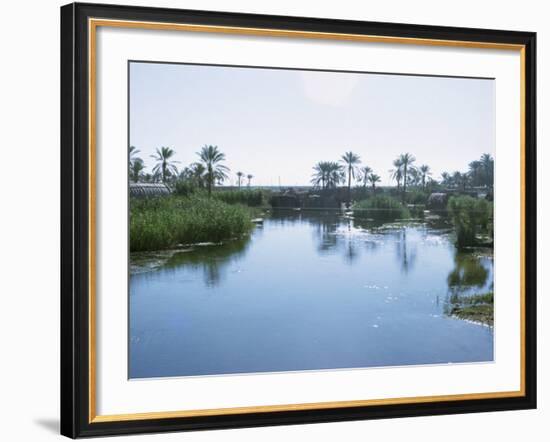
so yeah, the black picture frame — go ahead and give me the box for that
[61,2,537,438]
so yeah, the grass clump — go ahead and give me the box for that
[172,182,267,207]
[447,196,492,248]
[130,196,253,252]
[352,195,410,221]
[449,292,494,326]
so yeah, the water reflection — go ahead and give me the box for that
[394,228,417,274]
[132,211,485,291]
[304,210,417,271]
[162,236,251,287]
[443,251,493,320]
[308,212,366,264]
[312,212,340,255]
[447,252,490,296]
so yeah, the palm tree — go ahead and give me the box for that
[313,161,344,189]
[129,146,142,177]
[390,158,403,190]
[360,166,372,188]
[480,153,494,188]
[190,162,206,188]
[419,164,431,190]
[151,146,179,183]
[197,145,229,196]
[236,171,244,189]
[407,168,419,187]
[340,151,361,203]
[130,158,145,183]
[178,166,192,181]
[129,145,140,164]
[311,161,330,189]
[152,169,162,183]
[441,172,451,187]
[326,162,344,189]
[399,153,416,199]
[368,173,381,191]
[247,174,253,187]
[426,177,436,192]
[468,160,483,187]
[452,171,469,191]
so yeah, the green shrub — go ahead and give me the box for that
[130,196,253,252]
[352,195,410,221]
[447,196,492,248]
[404,189,429,205]
[173,179,198,197]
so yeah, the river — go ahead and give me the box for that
[129,210,494,378]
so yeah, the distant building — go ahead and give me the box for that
[129,183,171,197]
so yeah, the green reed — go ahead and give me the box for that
[130,196,254,252]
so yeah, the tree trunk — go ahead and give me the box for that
[347,166,352,203]
[402,165,408,200]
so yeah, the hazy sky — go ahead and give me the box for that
[129,62,495,186]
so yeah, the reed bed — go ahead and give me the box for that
[130,196,253,252]
[352,195,411,220]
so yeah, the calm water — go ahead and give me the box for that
[129,211,494,378]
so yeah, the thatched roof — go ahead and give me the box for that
[129,183,171,197]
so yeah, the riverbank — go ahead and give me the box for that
[448,292,494,327]
[130,196,254,252]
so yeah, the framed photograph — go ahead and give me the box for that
[60,2,536,438]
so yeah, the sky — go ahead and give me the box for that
[129,61,495,187]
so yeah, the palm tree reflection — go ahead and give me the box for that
[394,228,417,274]
[343,219,360,265]
[312,212,340,254]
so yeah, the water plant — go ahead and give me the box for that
[213,190,267,207]
[352,195,410,221]
[173,184,267,207]
[447,292,494,326]
[130,196,254,252]
[447,195,492,248]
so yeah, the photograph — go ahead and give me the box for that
[56,2,537,438]
[128,61,496,379]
